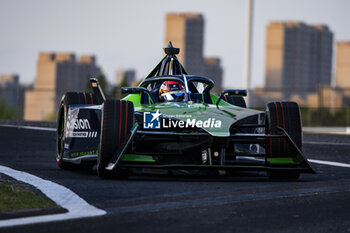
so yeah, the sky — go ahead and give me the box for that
[0,0,350,89]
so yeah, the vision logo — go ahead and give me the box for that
[143,110,162,129]
[65,108,97,138]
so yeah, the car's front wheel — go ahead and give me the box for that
[266,101,302,180]
[97,100,134,179]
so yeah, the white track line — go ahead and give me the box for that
[308,159,350,168]
[304,141,350,146]
[304,127,350,135]
[0,165,106,227]
[0,124,56,132]
[224,156,350,169]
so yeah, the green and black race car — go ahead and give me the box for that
[56,42,315,179]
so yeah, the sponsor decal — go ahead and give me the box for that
[64,143,69,149]
[68,131,98,138]
[67,118,91,132]
[143,110,161,129]
[71,149,98,158]
[143,111,222,129]
[163,118,221,128]
[74,119,91,130]
[66,108,97,138]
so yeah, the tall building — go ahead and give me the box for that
[165,13,223,89]
[265,22,333,98]
[336,41,350,88]
[203,58,223,93]
[116,69,136,87]
[165,13,204,75]
[0,74,20,107]
[335,41,350,106]
[24,53,101,120]
[0,74,26,120]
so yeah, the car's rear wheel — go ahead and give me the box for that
[266,101,302,180]
[223,95,246,108]
[56,92,98,169]
[97,100,134,179]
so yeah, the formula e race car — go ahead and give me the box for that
[56,42,315,179]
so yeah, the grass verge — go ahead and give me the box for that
[0,180,56,212]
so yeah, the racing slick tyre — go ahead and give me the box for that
[223,95,247,108]
[97,100,134,179]
[266,101,302,180]
[57,92,98,170]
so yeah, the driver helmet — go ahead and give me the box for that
[159,81,185,102]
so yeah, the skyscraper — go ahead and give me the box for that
[203,58,223,93]
[165,13,223,89]
[265,22,333,98]
[116,69,136,87]
[24,53,101,120]
[165,13,204,76]
[336,41,350,88]
[0,74,20,107]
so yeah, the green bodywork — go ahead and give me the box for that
[123,94,262,137]
[121,91,315,174]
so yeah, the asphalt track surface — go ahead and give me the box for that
[0,126,350,233]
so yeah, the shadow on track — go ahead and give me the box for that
[59,164,313,183]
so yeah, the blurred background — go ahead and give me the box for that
[0,0,350,127]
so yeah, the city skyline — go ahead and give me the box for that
[265,21,333,96]
[1,0,350,90]
[24,53,100,120]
